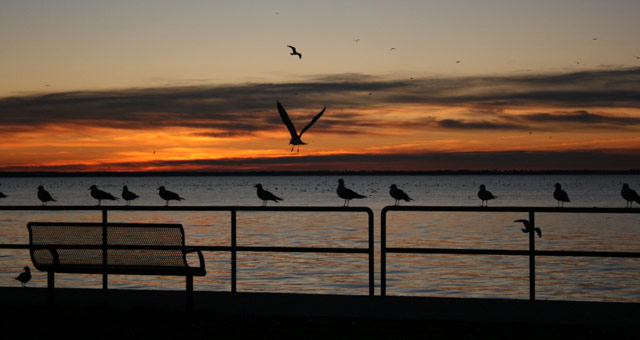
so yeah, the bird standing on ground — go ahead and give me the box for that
[122,185,139,206]
[254,184,283,206]
[158,186,184,206]
[37,185,56,206]
[89,185,117,206]
[477,185,496,207]
[514,219,542,238]
[15,266,31,287]
[337,179,366,207]
[621,184,640,208]
[277,101,326,152]
[553,183,570,207]
[389,184,413,206]
[287,45,302,59]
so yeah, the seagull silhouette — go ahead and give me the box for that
[254,184,283,206]
[389,184,413,206]
[15,266,31,287]
[337,179,366,207]
[89,185,117,206]
[277,101,326,152]
[0,191,6,199]
[37,185,56,206]
[477,184,497,207]
[158,186,184,206]
[553,183,570,207]
[514,219,542,238]
[621,183,640,208]
[122,185,139,206]
[287,45,302,59]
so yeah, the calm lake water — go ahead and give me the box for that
[0,174,638,302]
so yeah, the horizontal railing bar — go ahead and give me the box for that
[386,247,640,258]
[1,244,368,254]
[382,206,640,213]
[0,205,373,212]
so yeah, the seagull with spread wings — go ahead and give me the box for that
[287,45,302,59]
[277,101,326,152]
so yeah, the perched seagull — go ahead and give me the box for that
[287,45,302,59]
[337,179,366,207]
[553,183,570,207]
[514,219,542,238]
[122,185,139,206]
[389,184,413,206]
[477,184,497,207]
[37,185,56,206]
[254,184,283,206]
[621,183,640,208]
[15,266,31,287]
[89,185,117,206]
[0,191,6,199]
[277,101,326,152]
[158,186,184,206]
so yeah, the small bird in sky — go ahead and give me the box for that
[37,185,56,206]
[15,266,31,287]
[635,56,640,60]
[353,38,360,43]
[337,179,366,207]
[389,184,413,206]
[621,183,640,208]
[254,184,283,206]
[287,45,302,59]
[456,60,461,63]
[478,184,497,207]
[122,185,139,206]
[389,47,396,51]
[553,183,570,207]
[89,185,117,206]
[158,186,184,206]
[277,101,326,152]
[514,219,542,238]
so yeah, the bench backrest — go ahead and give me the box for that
[27,222,187,270]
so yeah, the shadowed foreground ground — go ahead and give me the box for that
[1,288,638,339]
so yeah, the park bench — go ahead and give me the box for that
[26,222,206,310]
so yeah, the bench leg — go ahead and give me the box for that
[47,271,55,305]
[186,275,193,312]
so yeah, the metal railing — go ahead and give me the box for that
[380,206,640,299]
[0,205,375,296]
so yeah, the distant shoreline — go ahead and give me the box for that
[1,170,639,177]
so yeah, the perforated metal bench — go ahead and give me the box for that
[27,222,206,310]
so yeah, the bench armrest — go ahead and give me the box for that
[184,247,205,270]
[31,246,60,266]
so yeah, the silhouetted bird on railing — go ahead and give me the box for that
[515,219,541,238]
[37,185,56,206]
[389,184,413,206]
[621,184,640,208]
[277,101,326,152]
[89,185,117,206]
[0,184,6,199]
[15,266,31,287]
[158,186,184,206]
[122,185,139,206]
[254,184,283,206]
[337,179,366,207]
[477,184,496,207]
[553,183,570,207]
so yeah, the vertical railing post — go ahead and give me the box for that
[367,209,374,296]
[529,211,535,301]
[231,209,237,293]
[381,208,387,297]
[102,209,108,290]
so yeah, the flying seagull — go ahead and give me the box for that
[15,266,31,287]
[122,185,139,206]
[353,38,360,43]
[158,186,184,206]
[553,183,570,207]
[287,45,302,59]
[514,219,542,238]
[621,183,640,208]
[277,101,326,152]
[89,185,117,206]
[37,185,56,206]
[337,179,366,207]
[254,184,283,206]
[478,184,497,207]
[389,184,413,206]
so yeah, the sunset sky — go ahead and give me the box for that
[1,0,640,172]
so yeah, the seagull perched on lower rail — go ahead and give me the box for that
[553,183,570,207]
[389,184,413,206]
[337,179,366,207]
[277,101,326,152]
[15,266,31,287]
[37,185,56,206]
[477,185,496,207]
[621,183,640,208]
[122,185,139,206]
[254,184,283,206]
[514,219,541,238]
[158,186,184,206]
[89,185,117,206]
